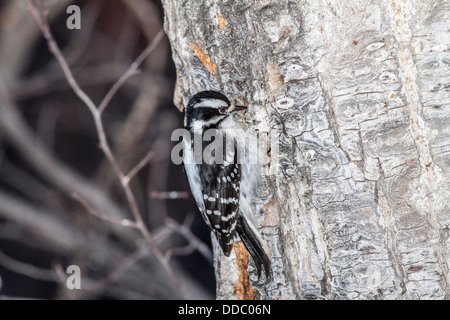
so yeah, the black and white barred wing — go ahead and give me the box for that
[199,154,241,257]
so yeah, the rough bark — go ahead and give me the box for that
[162,0,450,300]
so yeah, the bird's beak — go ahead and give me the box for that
[227,104,247,113]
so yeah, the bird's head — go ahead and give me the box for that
[185,91,246,133]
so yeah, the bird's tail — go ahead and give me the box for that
[235,215,272,282]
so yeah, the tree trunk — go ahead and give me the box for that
[162,0,450,300]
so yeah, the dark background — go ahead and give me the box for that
[0,0,214,299]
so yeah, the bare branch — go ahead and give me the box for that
[52,262,68,284]
[27,0,98,115]
[0,249,60,282]
[98,29,165,114]
[165,217,213,263]
[123,151,154,185]
[85,244,149,294]
[27,0,189,298]
[165,243,196,261]
[71,193,138,228]
[150,191,189,199]
[0,188,81,253]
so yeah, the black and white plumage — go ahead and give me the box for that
[182,90,272,280]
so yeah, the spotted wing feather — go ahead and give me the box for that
[198,144,241,256]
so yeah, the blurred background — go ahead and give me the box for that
[0,0,215,299]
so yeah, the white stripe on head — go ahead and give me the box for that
[194,99,228,109]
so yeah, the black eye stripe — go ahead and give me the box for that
[197,107,227,115]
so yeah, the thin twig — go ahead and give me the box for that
[123,151,154,185]
[165,217,213,263]
[150,191,189,199]
[71,193,138,228]
[52,262,68,284]
[0,249,60,282]
[27,0,98,115]
[165,243,196,261]
[98,29,165,114]
[85,244,149,294]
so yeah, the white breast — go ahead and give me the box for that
[183,139,204,211]
[219,118,266,223]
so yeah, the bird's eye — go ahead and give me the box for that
[218,107,227,114]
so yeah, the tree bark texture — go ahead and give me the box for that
[162,0,450,299]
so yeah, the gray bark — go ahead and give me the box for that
[162,0,450,300]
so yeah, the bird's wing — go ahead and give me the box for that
[198,143,241,256]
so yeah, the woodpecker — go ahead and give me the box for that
[182,90,271,280]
